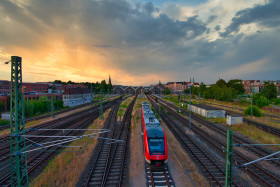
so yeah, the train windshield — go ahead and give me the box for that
[148,138,165,155]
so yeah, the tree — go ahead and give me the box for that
[255,95,269,108]
[108,83,113,93]
[164,87,171,95]
[216,79,227,87]
[227,79,245,94]
[98,80,107,92]
[199,82,207,96]
[67,80,75,85]
[261,82,277,100]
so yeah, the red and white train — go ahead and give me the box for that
[141,102,168,169]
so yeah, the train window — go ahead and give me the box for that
[148,138,165,155]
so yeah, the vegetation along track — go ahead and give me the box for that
[0,95,116,132]
[159,95,280,167]
[150,95,280,186]
[82,95,136,186]
[190,100,280,137]
[200,101,280,119]
[0,97,121,163]
[147,95,239,186]
[0,97,120,186]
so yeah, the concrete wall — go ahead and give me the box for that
[188,105,225,118]
[1,112,10,121]
[226,115,243,125]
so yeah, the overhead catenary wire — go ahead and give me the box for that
[19,130,110,138]
[236,150,280,168]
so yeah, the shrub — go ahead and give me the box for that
[244,106,262,117]
[271,98,280,105]
[0,119,9,126]
[255,95,269,108]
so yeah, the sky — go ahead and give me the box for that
[0,0,279,86]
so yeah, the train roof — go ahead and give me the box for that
[143,115,160,126]
[146,126,164,138]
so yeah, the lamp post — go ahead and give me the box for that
[51,88,55,118]
[189,78,192,132]
[158,83,161,120]
[251,88,254,116]
[183,82,185,108]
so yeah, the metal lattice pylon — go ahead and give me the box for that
[10,56,29,186]
[225,129,233,187]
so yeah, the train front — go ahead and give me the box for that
[145,126,168,170]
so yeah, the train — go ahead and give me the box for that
[141,101,168,169]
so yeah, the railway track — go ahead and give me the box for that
[0,97,120,164]
[200,101,280,119]
[147,95,237,186]
[0,95,118,132]
[82,95,136,186]
[181,99,280,137]
[0,98,120,186]
[150,95,280,186]
[146,164,174,187]
[157,95,280,167]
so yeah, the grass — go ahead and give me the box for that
[118,96,133,118]
[231,123,280,151]
[213,118,226,123]
[0,119,9,126]
[30,109,111,187]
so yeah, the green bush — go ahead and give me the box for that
[255,95,269,108]
[0,119,9,126]
[271,98,280,105]
[54,100,64,110]
[244,106,262,117]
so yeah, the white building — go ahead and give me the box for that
[63,87,91,107]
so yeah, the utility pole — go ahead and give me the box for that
[91,83,93,107]
[189,77,192,132]
[10,56,29,186]
[159,85,161,120]
[183,81,185,108]
[225,129,233,187]
[250,88,254,116]
[51,88,55,118]
[99,89,103,119]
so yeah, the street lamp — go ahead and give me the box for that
[189,78,193,132]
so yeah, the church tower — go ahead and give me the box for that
[109,74,112,85]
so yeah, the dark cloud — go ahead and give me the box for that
[0,0,279,84]
[207,15,217,23]
[214,25,220,31]
[220,0,280,37]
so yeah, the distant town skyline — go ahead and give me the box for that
[0,0,279,86]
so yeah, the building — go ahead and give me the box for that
[165,81,199,93]
[242,80,280,94]
[109,74,112,85]
[0,80,10,96]
[0,80,50,96]
[63,87,91,107]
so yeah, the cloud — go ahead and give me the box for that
[220,0,280,37]
[0,0,279,86]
